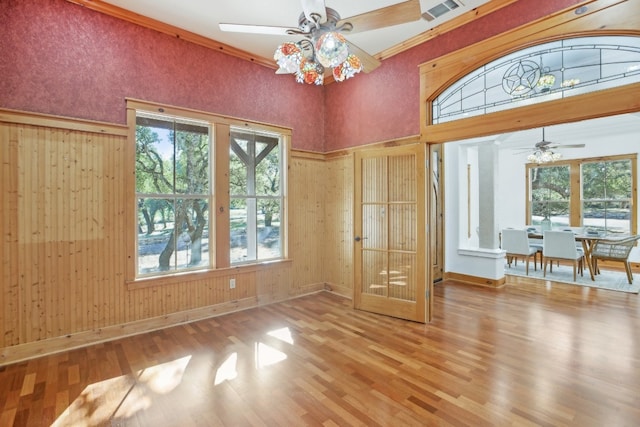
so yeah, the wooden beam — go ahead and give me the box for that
[424,82,640,143]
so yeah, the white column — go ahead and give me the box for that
[477,144,500,250]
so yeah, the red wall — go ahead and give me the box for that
[0,0,326,151]
[323,0,582,151]
[0,0,583,153]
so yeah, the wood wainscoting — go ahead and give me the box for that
[0,109,329,366]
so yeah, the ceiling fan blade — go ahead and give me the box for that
[219,23,297,36]
[338,0,422,34]
[301,0,327,23]
[548,144,586,149]
[347,40,381,73]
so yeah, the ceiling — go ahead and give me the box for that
[99,0,492,67]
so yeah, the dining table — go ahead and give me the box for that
[527,230,633,281]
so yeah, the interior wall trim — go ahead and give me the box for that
[325,134,422,159]
[126,98,293,137]
[63,0,275,69]
[424,82,640,143]
[291,149,326,161]
[292,134,422,159]
[443,272,506,288]
[0,296,259,367]
[378,0,520,60]
[0,108,128,136]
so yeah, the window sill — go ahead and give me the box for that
[126,259,293,291]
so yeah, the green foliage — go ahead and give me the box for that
[530,165,570,216]
[529,159,633,230]
[582,160,631,199]
[175,130,209,195]
[135,126,172,194]
[135,118,211,273]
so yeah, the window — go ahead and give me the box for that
[529,164,571,227]
[132,102,288,279]
[582,159,633,233]
[527,155,637,234]
[433,36,640,124]
[230,128,283,264]
[136,112,211,276]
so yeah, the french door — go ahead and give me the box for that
[430,144,443,283]
[354,143,429,322]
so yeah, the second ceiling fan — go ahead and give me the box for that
[219,0,422,84]
[515,128,586,164]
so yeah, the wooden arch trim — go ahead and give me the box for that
[419,0,640,143]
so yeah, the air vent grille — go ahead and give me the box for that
[421,0,461,22]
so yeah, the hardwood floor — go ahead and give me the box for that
[1,280,639,426]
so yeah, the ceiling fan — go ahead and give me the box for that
[515,128,586,163]
[219,0,422,84]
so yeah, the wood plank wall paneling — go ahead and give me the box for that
[256,261,294,305]
[289,156,327,296]
[1,122,126,346]
[322,156,354,298]
[1,111,338,365]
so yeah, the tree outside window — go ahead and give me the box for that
[528,155,635,234]
[529,165,570,228]
[582,160,632,233]
[135,113,211,275]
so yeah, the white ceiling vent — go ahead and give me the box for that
[421,0,461,22]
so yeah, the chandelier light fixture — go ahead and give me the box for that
[272,8,364,85]
[527,149,562,164]
[521,127,584,164]
[221,1,425,86]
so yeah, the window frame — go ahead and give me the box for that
[432,35,640,124]
[125,99,290,286]
[525,153,637,234]
[135,112,213,277]
[229,127,284,265]
[527,163,571,228]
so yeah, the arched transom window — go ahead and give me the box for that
[432,36,640,124]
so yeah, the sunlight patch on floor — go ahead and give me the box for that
[214,352,238,385]
[52,355,191,426]
[255,342,287,369]
[267,327,294,345]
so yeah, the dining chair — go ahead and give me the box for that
[501,229,539,275]
[543,231,585,281]
[591,235,640,284]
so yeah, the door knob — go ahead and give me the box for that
[354,236,368,242]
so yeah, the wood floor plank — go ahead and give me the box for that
[1,280,640,426]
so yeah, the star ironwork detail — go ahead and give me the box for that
[502,60,541,96]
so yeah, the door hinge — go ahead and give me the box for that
[425,289,430,299]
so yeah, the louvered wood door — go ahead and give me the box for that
[354,143,428,323]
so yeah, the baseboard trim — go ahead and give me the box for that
[444,272,506,288]
[0,296,259,367]
[324,282,353,299]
